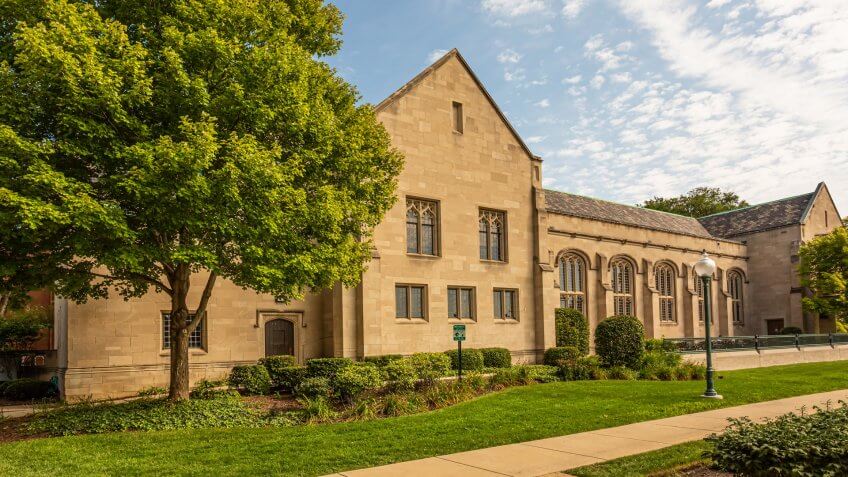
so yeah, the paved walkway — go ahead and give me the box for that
[323,389,848,477]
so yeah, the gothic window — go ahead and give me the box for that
[406,198,439,256]
[559,253,586,314]
[728,271,744,324]
[162,312,204,350]
[479,209,506,261]
[655,264,676,323]
[610,258,634,316]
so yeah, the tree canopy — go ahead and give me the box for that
[0,0,402,399]
[639,187,749,218]
[799,227,848,325]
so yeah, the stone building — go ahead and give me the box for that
[43,50,842,398]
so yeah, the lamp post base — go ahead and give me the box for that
[701,393,723,400]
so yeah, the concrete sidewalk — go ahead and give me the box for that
[324,389,848,477]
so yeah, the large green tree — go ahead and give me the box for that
[0,0,402,399]
[640,187,749,218]
[799,228,848,326]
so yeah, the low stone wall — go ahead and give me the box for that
[681,344,848,371]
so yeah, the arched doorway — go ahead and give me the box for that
[265,318,295,357]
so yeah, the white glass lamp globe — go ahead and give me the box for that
[694,252,717,278]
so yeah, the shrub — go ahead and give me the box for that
[480,347,512,368]
[333,363,383,403]
[559,355,602,381]
[641,349,682,370]
[380,393,426,417]
[275,366,307,392]
[258,355,297,387]
[297,396,337,423]
[384,359,418,393]
[2,378,55,400]
[445,348,484,372]
[673,366,690,381]
[644,338,677,352]
[708,404,848,476]
[595,316,645,369]
[489,366,533,389]
[228,365,272,395]
[780,326,803,335]
[523,364,559,383]
[294,377,331,399]
[682,362,706,380]
[189,379,232,400]
[305,357,354,380]
[363,355,403,367]
[554,308,589,355]
[407,352,451,385]
[606,366,637,380]
[137,386,166,397]
[543,346,581,366]
[654,365,676,381]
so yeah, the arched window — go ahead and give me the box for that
[479,209,506,261]
[559,253,586,314]
[406,198,439,255]
[610,258,634,316]
[694,275,712,323]
[728,271,744,324]
[655,264,675,323]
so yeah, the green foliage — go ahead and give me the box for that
[407,353,451,385]
[640,187,749,218]
[559,356,603,381]
[294,377,331,399]
[644,338,677,352]
[641,349,682,369]
[708,403,848,476]
[479,347,512,368]
[521,364,560,383]
[606,366,638,380]
[780,326,803,335]
[136,386,166,397]
[543,346,581,366]
[297,396,337,424]
[189,379,232,400]
[595,316,645,369]
[445,348,484,371]
[274,366,307,392]
[800,227,848,325]
[554,308,589,354]
[228,365,271,396]
[383,359,417,393]
[380,393,426,417]
[489,366,533,389]
[332,363,382,403]
[259,355,299,389]
[306,358,353,380]
[1,378,55,400]
[682,362,706,380]
[0,306,51,378]
[363,355,403,367]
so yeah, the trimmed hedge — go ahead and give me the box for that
[363,355,403,367]
[333,363,382,402]
[228,365,271,395]
[644,338,677,352]
[445,348,484,371]
[295,377,331,399]
[1,378,55,400]
[554,308,589,355]
[407,352,451,384]
[305,357,353,380]
[595,315,645,369]
[384,359,418,392]
[543,346,581,366]
[480,347,512,368]
[275,366,307,391]
[258,355,297,388]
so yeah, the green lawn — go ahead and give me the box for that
[569,440,711,477]
[1,361,846,477]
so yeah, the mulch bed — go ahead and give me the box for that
[241,393,301,413]
[654,464,732,477]
[0,416,48,443]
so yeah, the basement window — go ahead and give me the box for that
[452,101,464,134]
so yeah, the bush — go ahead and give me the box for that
[333,363,383,403]
[480,347,512,368]
[445,348,484,372]
[606,366,637,380]
[407,352,451,385]
[543,346,581,366]
[559,355,602,381]
[682,362,706,380]
[2,378,55,400]
[489,366,533,389]
[708,403,848,476]
[297,396,337,423]
[644,338,677,352]
[555,308,589,355]
[641,349,682,370]
[595,316,645,369]
[189,379,232,400]
[275,366,307,392]
[305,357,354,380]
[384,359,418,393]
[380,393,426,417]
[523,364,560,383]
[259,355,297,387]
[228,365,272,395]
[780,326,803,335]
[294,377,331,399]
[363,355,403,367]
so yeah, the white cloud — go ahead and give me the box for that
[610,72,632,83]
[535,98,551,108]
[590,74,606,89]
[526,135,548,143]
[497,49,522,63]
[563,74,583,84]
[504,68,527,82]
[427,49,449,62]
[562,0,586,19]
[482,0,548,16]
[616,41,634,52]
[706,0,731,8]
[584,34,604,52]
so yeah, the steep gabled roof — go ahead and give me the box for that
[374,48,538,160]
[698,185,822,238]
[544,189,717,239]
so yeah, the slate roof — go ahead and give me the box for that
[544,189,716,239]
[697,191,818,238]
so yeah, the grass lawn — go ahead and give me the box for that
[569,440,712,476]
[1,361,846,477]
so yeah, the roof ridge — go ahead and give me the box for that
[543,188,703,222]
[698,191,815,220]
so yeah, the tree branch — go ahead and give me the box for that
[71,268,173,296]
[187,271,217,333]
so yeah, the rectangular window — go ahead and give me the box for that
[452,101,463,133]
[395,284,427,319]
[448,287,475,320]
[493,289,518,320]
[406,198,439,256]
[479,209,507,261]
[162,312,204,350]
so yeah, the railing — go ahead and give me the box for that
[665,333,848,353]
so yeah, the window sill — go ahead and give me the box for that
[395,318,429,324]
[448,318,476,324]
[480,259,508,264]
[159,349,208,357]
[494,319,520,324]
[659,322,679,326]
[407,253,440,259]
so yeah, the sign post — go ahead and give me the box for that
[453,324,466,381]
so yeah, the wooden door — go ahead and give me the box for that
[265,319,294,357]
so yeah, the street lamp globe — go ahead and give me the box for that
[694,251,716,278]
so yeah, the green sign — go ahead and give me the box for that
[453,324,466,342]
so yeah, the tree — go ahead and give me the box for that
[799,228,848,326]
[640,187,749,218]
[0,0,402,400]
[0,306,51,379]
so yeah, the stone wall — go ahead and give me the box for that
[682,345,848,371]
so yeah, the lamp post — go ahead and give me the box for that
[694,251,722,399]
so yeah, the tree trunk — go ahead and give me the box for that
[168,266,191,401]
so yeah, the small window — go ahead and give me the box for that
[406,198,439,256]
[162,312,204,350]
[448,287,475,320]
[493,289,518,320]
[479,209,507,261]
[452,101,463,133]
[396,284,427,319]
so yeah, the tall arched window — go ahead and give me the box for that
[406,198,439,255]
[728,271,744,324]
[655,263,675,323]
[559,253,586,313]
[694,275,712,323]
[610,258,634,316]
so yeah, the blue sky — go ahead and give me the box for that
[326,0,848,214]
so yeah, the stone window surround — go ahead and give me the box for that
[557,252,586,314]
[447,285,476,322]
[493,288,519,322]
[406,197,440,257]
[655,262,677,323]
[610,257,635,316]
[728,269,745,325]
[479,208,508,262]
[160,310,206,353]
[395,283,428,322]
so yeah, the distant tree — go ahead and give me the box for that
[640,187,749,218]
[0,306,51,379]
[0,0,402,400]
[799,228,848,327]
